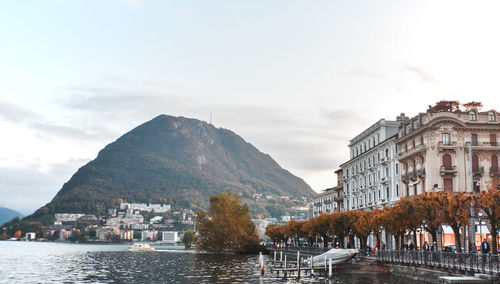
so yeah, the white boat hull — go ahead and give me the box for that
[305,248,358,267]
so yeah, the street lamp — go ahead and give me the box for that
[477,212,483,245]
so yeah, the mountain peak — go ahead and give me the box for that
[29,115,314,222]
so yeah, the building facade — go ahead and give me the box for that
[340,116,407,211]
[397,109,500,196]
[312,170,343,217]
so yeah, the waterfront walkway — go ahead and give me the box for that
[377,250,500,276]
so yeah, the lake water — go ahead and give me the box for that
[0,241,417,283]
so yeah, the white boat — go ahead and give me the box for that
[304,248,358,267]
[128,243,155,252]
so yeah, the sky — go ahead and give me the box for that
[1,0,500,215]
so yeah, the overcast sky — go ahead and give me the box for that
[2,0,500,215]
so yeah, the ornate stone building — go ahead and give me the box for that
[397,109,500,196]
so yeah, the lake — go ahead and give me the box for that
[0,241,417,283]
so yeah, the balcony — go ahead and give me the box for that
[470,142,500,151]
[472,166,484,177]
[380,176,388,184]
[490,168,500,177]
[440,165,458,176]
[323,199,333,205]
[380,157,389,165]
[398,144,426,159]
[416,168,426,177]
[438,141,458,150]
[401,173,409,182]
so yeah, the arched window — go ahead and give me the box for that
[488,112,496,121]
[492,155,498,172]
[469,111,477,121]
[442,154,452,170]
[472,154,479,172]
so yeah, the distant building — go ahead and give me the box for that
[161,231,180,243]
[25,232,36,241]
[120,230,134,241]
[312,169,343,217]
[54,213,85,223]
[252,219,270,240]
[120,202,171,213]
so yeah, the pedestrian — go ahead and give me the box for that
[430,241,437,251]
[481,240,490,272]
[423,241,430,251]
[409,242,415,250]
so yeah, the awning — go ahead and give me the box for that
[441,225,454,234]
[476,225,490,234]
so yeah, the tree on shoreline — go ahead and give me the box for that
[195,193,259,253]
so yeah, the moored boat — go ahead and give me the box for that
[128,243,155,252]
[304,248,358,267]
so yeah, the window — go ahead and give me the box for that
[442,133,451,145]
[373,137,376,146]
[444,178,453,192]
[471,134,478,146]
[469,111,477,121]
[442,154,452,170]
[396,163,399,174]
[385,148,389,157]
[472,154,479,172]
[412,140,416,148]
[421,136,424,145]
[490,134,497,146]
[396,184,399,197]
[488,112,496,121]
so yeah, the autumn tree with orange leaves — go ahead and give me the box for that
[434,192,471,253]
[474,178,500,254]
[415,192,443,244]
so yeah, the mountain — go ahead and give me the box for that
[0,207,24,225]
[28,115,314,223]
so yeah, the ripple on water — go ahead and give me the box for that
[1,242,422,283]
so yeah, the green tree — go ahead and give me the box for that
[196,193,259,253]
[182,229,195,249]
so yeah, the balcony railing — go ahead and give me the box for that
[440,165,458,176]
[438,141,458,149]
[416,168,426,177]
[377,250,500,276]
[380,157,389,164]
[473,166,485,176]
[490,168,499,177]
[398,144,426,158]
[381,176,388,183]
[470,141,500,150]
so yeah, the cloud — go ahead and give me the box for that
[29,122,114,141]
[403,66,438,84]
[0,160,84,215]
[0,101,43,123]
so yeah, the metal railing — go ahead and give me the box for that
[272,246,330,255]
[377,250,500,275]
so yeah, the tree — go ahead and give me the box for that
[195,193,259,253]
[303,214,331,247]
[436,192,471,253]
[475,178,500,254]
[182,229,195,249]
[463,101,483,112]
[416,192,443,244]
[352,210,373,251]
[429,100,460,113]
[13,230,21,239]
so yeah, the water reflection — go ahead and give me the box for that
[0,242,418,283]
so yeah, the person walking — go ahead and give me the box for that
[481,240,490,273]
